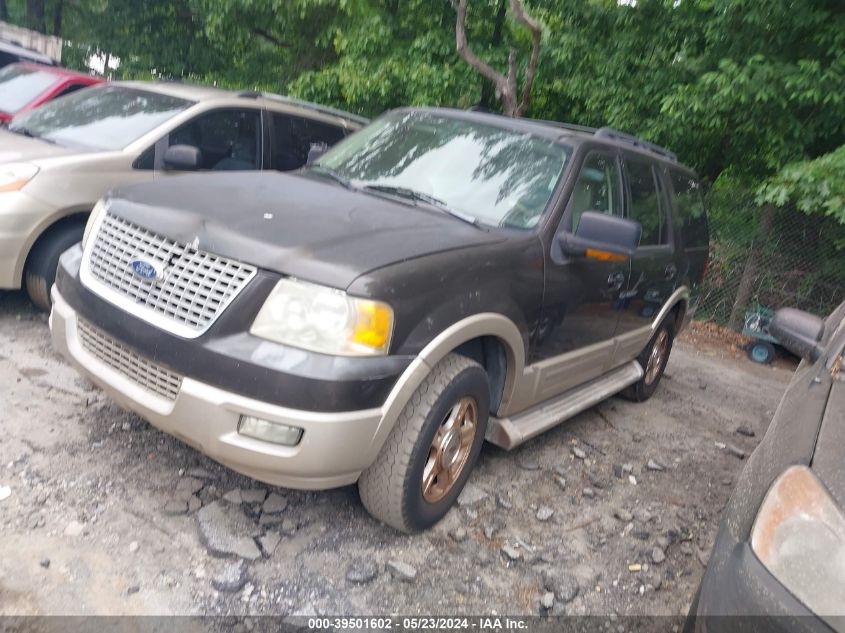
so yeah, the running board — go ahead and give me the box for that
[486,360,643,450]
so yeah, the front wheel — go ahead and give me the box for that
[622,314,675,402]
[25,223,84,312]
[359,353,490,532]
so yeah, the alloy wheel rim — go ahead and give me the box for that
[645,330,669,385]
[422,396,478,503]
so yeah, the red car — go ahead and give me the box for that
[0,63,103,123]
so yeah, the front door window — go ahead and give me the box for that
[167,108,261,170]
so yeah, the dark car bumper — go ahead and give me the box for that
[50,245,415,489]
[692,536,838,633]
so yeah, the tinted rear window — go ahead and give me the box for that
[669,170,708,247]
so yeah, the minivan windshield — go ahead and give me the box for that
[0,65,59,114]
[315,112,571,230]
[8,85,193,150]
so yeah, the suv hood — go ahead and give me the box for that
[107,172,506,291]
[0,127,79,162]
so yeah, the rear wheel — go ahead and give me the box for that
[358,353,489,532]
[622,314,675,402]
[24,223,84,313]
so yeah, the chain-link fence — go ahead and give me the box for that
[696,204,845,330]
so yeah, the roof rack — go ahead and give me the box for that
[236,90,369,125]
[594,127,677,163]
[466,109,678,163]
[534,120,599,135]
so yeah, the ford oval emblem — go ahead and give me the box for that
[130,258,164,282]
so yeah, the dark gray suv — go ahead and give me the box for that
[50,108,709,532]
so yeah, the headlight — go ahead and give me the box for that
[0,163,38,192]
[82,199,107,249]
[750,465,845,615]
[250,278,394,356]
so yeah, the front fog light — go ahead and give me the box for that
[238,415,303,446]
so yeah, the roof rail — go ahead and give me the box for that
[535,120,599,135]
[460,108,679,162]
[237,90,369,125]
[524,117,678,162]
[594,127,677,163]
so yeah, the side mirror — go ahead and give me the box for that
[306,142,328,167]
[769,308,825,362]
[559,211,642,261]
[163,144,202,171]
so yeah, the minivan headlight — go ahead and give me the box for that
[82,199,107,249]
[0,163,38,192]
[250,278,394,356]
[750,465,845,615]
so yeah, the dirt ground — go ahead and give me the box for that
[0,289,794,617]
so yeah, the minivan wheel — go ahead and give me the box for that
[25,223,84,313]
[622,314,676,402]
[358,353,490,533]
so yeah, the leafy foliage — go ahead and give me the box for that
[757,145,845,225]
[4,0,845,226]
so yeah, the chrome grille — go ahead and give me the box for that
[78,318,182,401]
[85,213,256,335]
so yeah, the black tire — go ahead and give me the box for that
[622,313,676,402]
[358,353,490,533]
[24,223,84,313]
[746,341,776,364]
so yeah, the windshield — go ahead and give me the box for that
[8,85,193,150]
[0,65,59,114]
[316,112,571,230]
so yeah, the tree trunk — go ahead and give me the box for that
[0,0,8,22]
[26,0,45,32]
[52,0,63,36]
[454,0,541,118]
[728,204,777,331]
[479,0,507,110]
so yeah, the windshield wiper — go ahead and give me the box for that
[308,164,353,189]
[360,184,483,228]
[8,125,56,144]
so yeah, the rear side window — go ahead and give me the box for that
[568,152,622,232]
[270,113,346,171]
[625,158,668,246]
[669,170,708,247]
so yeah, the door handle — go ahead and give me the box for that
[665,264,678,280]
[607,271,626,291]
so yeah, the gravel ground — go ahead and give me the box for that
[0,290,793,617]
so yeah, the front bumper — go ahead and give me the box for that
[0,190,55,288]
[51,285,390,489]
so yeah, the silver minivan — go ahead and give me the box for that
[0,81,366,310]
